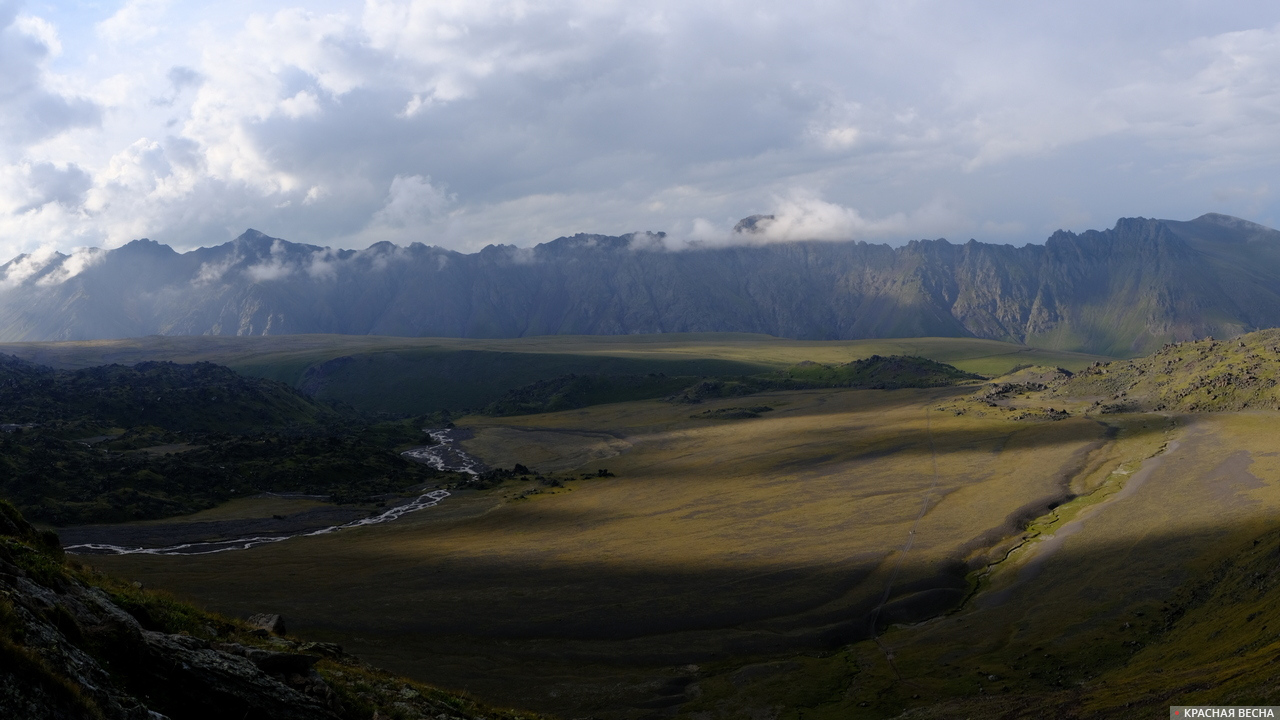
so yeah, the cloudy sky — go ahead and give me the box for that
[3,0,1280,257]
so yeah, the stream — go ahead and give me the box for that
[63,429,483,556]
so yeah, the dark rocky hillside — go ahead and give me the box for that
[0,501,541,720]
[0,355,337,432]
[3,213,1280,355]
[782,354,982,388]
[0,355,455,525]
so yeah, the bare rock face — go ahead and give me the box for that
[132,632,340,720]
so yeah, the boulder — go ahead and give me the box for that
[247,613,287,636]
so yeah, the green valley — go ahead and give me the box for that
[9,331,1280,718]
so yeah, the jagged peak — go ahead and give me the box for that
[118,238,176,255]
[225,230,328,258]
[535,233,633,252]
[235,228,275,242]
[734,214,775,234]
[231,228,283,251]
[1043,217,1183,250]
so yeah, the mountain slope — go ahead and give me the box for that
[5,214,1280,355]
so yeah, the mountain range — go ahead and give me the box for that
[4,212,1280,355]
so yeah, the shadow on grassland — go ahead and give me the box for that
[820,521,1280,720]
[301,522,1273,719]
[85,499,1268,719]
[297,349,772,413]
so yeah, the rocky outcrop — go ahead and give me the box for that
[3,213,1280,355]
[0,508,339,718]
[1049,328,1280,413]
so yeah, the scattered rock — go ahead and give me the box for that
[300,641,346,658]
[247,613,287,636]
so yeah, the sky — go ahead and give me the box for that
[3,0,1280,258]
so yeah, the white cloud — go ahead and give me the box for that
[0,248,59,287]
[0,6,99,151]
[6,0,1280,262]
[15,14,59,55]
[371,175,452,228]
[244,240,297,282]
[35,246,104,285]
[306,248,340,279]
[685,191,965,246]
[279,90,322,119]
[820,126,860,150]
[97,0,169,45]
[193,251,238,286]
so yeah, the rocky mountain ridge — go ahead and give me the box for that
[4,213,1280,355]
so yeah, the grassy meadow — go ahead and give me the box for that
[691,410,1280,719]
[87,382,1127,718]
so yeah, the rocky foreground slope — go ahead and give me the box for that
[4,213,1280,355]
[0,501,540,719]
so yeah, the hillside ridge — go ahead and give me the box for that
[0,500,542,719]
[4,213,1280,355]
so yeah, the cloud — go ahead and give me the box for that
[35,246,103,285]
[685,191,960,246]
[193,251,239,286]
[759,193,892,241]
[167,66,201,91]
[96,0,169,45]
[244,239,297,282]
[370,175,452,228]
[6,1,1280,262]
[0,5,99,148]
[0,247,59,287]
[0,161,91,214]
[14,14,58,55]
[305,248,341,279]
